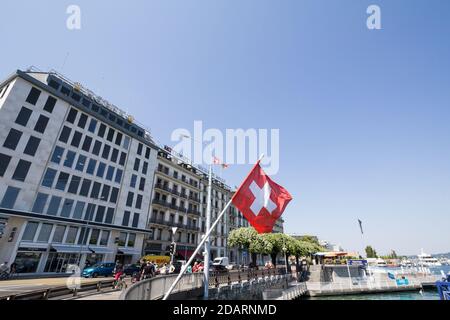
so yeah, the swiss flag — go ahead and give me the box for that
[232,161,293,233]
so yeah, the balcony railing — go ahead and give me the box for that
[148,217,200,231]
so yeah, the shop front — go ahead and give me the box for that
[14,247,47,274]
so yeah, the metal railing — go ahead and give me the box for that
[120,273,203,300]
[0,280,115,300]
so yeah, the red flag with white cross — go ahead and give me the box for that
[232,161,293,233]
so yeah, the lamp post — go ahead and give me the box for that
[170,227,178,266]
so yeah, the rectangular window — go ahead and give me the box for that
[123,136,130,149]
[89,229,100,245]
[0,153,12,177]
[86,159,97,175]
[71,131,82,148]
[22,221,39,241]
[68,175,81,194]
[130,174,137,188]
[77,227,89,245]
[115,133,123,146]
[24,136,41,156]
[139,178,145,191]
[64,150,76,168]
[135,195,143,209]
[110,148,119,163]
[142,162,148,175]
[32,193,48,213]
[43,96,57,113]
[119,152,127,166]
[79,179,92,197]
[60,199,74,217]
[55,172,70,191]
[0,187,20,209]
[92,140,102,156]
[98,124,106,138]
[12,160,32,182]
[61,86,71,96]
[106,128,115,142]
[78,114,88,129]
[42,168,57,188]
[52,225,66,243]
[3,128,22,150]
[82,136,92,152]
[47,196,62,216]
[73,201,85,219]
[106,166,114,181]
[126,192,134,207]
[100,185,110,201]
[75,154,87,172]
[82,98,91,108]
[122,211,130,226]
[88,119,97,133]
[132,213,139,228]
[137,143,143,155]
[145,147,151,159]
[105,208,114,224]
[127,233,136,247]
[100,230,110,246]
[96,162,106,178]
[66,108,78,123]
[59,126,71,143]
[115,169,123,184]
[65,226,79,244]
[51,146,64,164]
[37,223,53,242]
[101,144,111,160]
[26,87,41,105]
[110,187,119,204]
[90,182,101,199]
[85,204,96,221]
[95,206,105,223]
[34,115,49,134]
[15,107,33,126]
[133,158,140,171]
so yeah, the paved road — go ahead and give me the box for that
[0,277,114,297]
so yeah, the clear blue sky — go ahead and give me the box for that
[1,0,449,256]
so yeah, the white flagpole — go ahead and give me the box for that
[203,164,213,299]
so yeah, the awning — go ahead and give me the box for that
[51,245,92,254]
[89,247,114,254]
[117,248,141,255]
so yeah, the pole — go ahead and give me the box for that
[203,164,213,300]
[162,198,233,300]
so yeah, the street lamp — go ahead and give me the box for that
[170,227,178,266]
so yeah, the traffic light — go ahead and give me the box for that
[169,242,176,256]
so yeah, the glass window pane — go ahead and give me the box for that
[42,168,57,188]
[47,196,62,216]
[78,113,88,129]
[82,136,92,152]
[105,208,114,224]
[122,211,130,226]
[64,150,76,168]
[100,185,110,202]
[115,169,123,184]
[100,230,110,246]
[32,193,48,213]
[109,188,119,204]
[86,159,97,175]
[15,107,33,126]
[22,221,39,241]
[96,162,106,178]
[1,187,20,209]
[137,143,143,155]
[106,166,114,181]
[51,146,65,164]
[110,148,119,163]
[90,182,101,199]
[68,175,81,194]
[73,201,85,219]
[132,213,139,228]
[52,225,66,243]
[60,199,74,217]
[55,172,70,191]
[79,179,92,197]
[44,96,57,113]
[3,128,23,150]
[89,229,100,245]
[130,174,137,188]
[37,223,53,242]
[12,160,31,182]
[26,87,41,105]
[34,115,50,134]
[118,232,127,246]
[24,136,41,156]
[123,136,130,149]
[85,204,96,221]
[95,206,105,223]
[115,132,122,146]
[128,233,136,247]
[0,153,12,177]
[75,154,86,172]
[92,140,102,156]
[119,152,126,166]
[98,124,106,138]
[126,192,134,207]
[107,128,114,142]
[101,144,110,160]
[88,119,97,133]
[66,108,78,123]
[66,226,79,244]
[135,195,142,209]
[71,131,82,148]
[59,126,71,143]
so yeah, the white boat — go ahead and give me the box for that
[400,259,413,267]
[417,249,442,267]
[367,258,388,267]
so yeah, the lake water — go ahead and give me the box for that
[307,265,450,300]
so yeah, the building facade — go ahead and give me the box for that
[0,70,158,274]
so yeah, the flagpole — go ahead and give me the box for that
[162,198,233,300]
[203,163,213,300]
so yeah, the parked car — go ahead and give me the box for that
[82,262,115,278]
[123,264,141,276]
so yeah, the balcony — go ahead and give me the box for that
[155,183,171,193]
[188,195,200,203]
[187,208,201,216]
[148,217,200,232]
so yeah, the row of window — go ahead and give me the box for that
[157,163,199,188]
[41,168,120,204]
[50,146,124,185]
[21,220,114,247]
[47,77,148,141]
[0,153,32,183]
[32,193,116,224]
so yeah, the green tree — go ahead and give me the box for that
[228,227,265,265]
[365,245,378,258]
